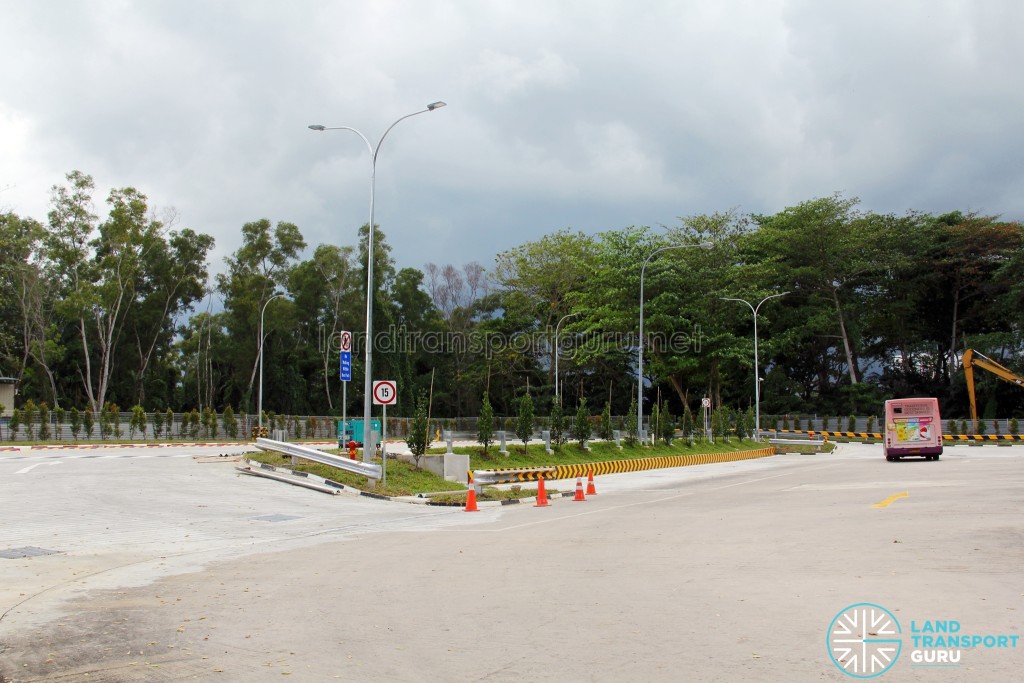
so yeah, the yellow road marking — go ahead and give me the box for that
[872,492,909,508]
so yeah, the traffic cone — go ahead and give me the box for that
[535,476,549,507]
[573,475,586,502]
[464,486,479,512]
[586,469,597,496]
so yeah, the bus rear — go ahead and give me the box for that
[884,398,943,461]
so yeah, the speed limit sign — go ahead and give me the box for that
[372,380,398,405]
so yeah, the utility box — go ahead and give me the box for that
[338,419,382,447]
[0,378,15,416]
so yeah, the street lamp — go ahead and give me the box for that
[638,242,713,443]
[258,293,286,432]
[554,311,582,406]
[309,101,446,461]
[720,292,789,440]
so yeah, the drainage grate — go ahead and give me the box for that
[251,514,301,523]
[0,546,62,559]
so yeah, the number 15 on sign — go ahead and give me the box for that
[373,380,397,406]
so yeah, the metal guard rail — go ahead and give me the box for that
[255,437,382,479]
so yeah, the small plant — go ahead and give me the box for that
[549,402,565,447]
[948,419,958,436]
[83,409,95,439]
[477,393,495,454]
[625,397,638,445]
[598,401,613,441]
[165,408,175,438]
[866,415,876,434]
[976,418,988,436]
[407,391,433,466]
[152,409,164,440]
[223,405,238,439]
[960,419,968,435]
[53,406,65,441]
[660,402,676,445]
[129,405,146,440]
[847,415,856,432]
[37,402,51,441]
[573,398,592,448]
[782,414,790,430]
[8,408,21,441]
[516,392,535,453]
[1010,417,1019,436]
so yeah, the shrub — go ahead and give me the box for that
[572,398,592,448]
[948,419,958,436]
[847,415,856,432]
[625,397,638,445]
[477,393,495,453]
[82,409,95,439]
[516,393,534,452]
[1010,417,1019,436]
[152,409,164,440]
[69,407,81,440]
[866,415,876,434]
[223,405,238,439]
[407,391,433,465]
[660,402,676,445]
[8,408,21,441]
[37,402,51,441]
[598,401,613,441]
[129,405,146,440]
[53,406,65,441]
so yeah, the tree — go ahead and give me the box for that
[516,392,534,453]
[129,405,146,440]
[573,398,592,448]
[477,392,495,454]
[407,391,433,466]
[625,396,638,445]
[599,401,613,441]
[549,401,565,447]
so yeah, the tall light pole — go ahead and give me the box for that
[258,293,285,432]
[638,242,713,443]
[554,311,581,406]
[309,101,446,461]
[721,292,789,440]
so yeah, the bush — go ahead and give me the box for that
[977,419,988,435]
[1010,417,1019,436]
[223,405,238,439]
[625,397,638,445]
[53,406,65,441]
[847,415,856,432]
[598,401,613,441]
[407,391,433,466]
[8,409,21,441]
[948,419,958,436]
[37,402,51,441]
[83,410,95,439]
[516,393,534,452]
[548,402,565,447]
[130,405,146,440]
[866,415,876,434]
[572,398,592,447]
[660,402,676,444]
[70,407,82,441]
[477,393,494,453]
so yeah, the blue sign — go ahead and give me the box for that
[340,351,352,382]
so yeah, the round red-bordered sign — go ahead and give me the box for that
[339,331,352,352]
[372,380,397,405]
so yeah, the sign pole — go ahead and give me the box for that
[382,403,387,487]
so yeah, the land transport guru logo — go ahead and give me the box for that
[826,602,1020,678]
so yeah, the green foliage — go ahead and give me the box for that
[129,405,146,440]
[188,409,201,439]
[599,401,613,441]
[660,402,676,444]
[1010,417,1019,436]
[37,402,51,441]
[516,393,535,451]
[549,402,566,447]
[8,408,21,440]
[573,398,592,447]
[221,405,237,439]
[165,408,175,438]
[782,414,790,430]
[53,407,65,440]
[407,392,433,464]
[976,418,988,435]
[22,400,37,440]
[866,415,876,433]
[960,419,968,435]
[625,397,638,445]
[82,409,94,439]
[202,407,218,439]
[152,408,164,440]
[847,415,856,431]
[477,393,495,454]
[948,419,958,436]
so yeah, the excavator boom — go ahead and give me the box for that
[962,349,1024,426]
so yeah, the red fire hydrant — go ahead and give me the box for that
[347,440,358,460]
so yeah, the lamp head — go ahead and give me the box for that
[308,124,326,131]
[427,101,447,111]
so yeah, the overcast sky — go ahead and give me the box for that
[2,0,1022,279]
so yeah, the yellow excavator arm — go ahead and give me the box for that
[962,349,1024,426]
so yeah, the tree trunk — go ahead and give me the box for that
[832,288,859,384]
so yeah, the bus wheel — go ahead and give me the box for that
[886,456,895,462]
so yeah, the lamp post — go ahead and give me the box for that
[258,293,285,432]
[638,242,713,443]
[720,292,789,440]
[554,311,581,406]
[309,101,446,461]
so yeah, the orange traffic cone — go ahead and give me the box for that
[464,486,479,512]
[586,469,597,496]
[573,475,586,502]
[535,476,549,507]
[464,471,479,512]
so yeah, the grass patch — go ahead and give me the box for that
[249,438,768,500]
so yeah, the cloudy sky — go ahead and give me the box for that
[2,0,1022,278]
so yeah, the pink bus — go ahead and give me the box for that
[884,398,943,461]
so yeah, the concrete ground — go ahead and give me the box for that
[1,442,1021,681]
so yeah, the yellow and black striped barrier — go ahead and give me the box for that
[480,448,776,484]
[770,429,1024,442]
